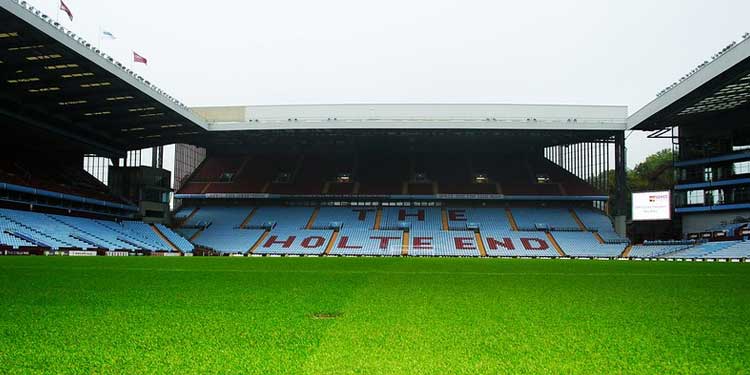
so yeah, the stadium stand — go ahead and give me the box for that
[311,207,378,230]
[181,206,261,253]
[663,241,738,259]
[176,154,606,198]
[0,208,188,252]
[628,244,694,258]
[0,155,126,205]
[155,224,195,253]
[408,231,480,257]
[254,229,334,255]
[329,229,404,256]
[245,207,315,229]
[574,208,629,243]
[446,208,512,231]
[380,207,442,231]
[481,230,560,257]
[701,241,750,258]
[552,232,627,257]
[512,207,579,231]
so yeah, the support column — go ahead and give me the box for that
[613,132,627,236]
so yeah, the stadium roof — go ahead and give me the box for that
[629,35,750,131]
[191,104,627,152]
[0,0,208,156]
[200,104,628,132]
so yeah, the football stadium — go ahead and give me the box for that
[1,1,749,373]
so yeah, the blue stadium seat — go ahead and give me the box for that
[481,230,559,257]
[312,207,377,230]
[254,229,334,255]
[0,208,190,252]
[574,208,628,243]
[408,231,479,257]
[446,208,511,231]
[380,207,442,231]
[553,232,626,257]
[329,229,404,256]
[512,207,579,231]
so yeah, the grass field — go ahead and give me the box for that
[0,257,748,374]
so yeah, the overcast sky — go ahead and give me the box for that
[28,0,750,167]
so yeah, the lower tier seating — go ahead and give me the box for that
[408,231,479,257]
[481,230,559,257]
[328,229,404,256]
[0,208,189,252]
[552,232,627,257]
[254,229,334,255]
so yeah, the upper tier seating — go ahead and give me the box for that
[0,208,187,251]
[408,231,480,257]
[481,230,560,257]
[0,158,125,204]
[446,208,512,231]
[254,229,334,255]
[245,207,315,230]
[574,208,628,243]
[312,207,377,230]
[380,207,442,231]
[553,232,626,257]
[329,229,404,256]
[178,153,601,197]
[512,207,579,231]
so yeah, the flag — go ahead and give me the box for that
[133,51,148,65]
[101,30,116,40]
[59,0,73,21]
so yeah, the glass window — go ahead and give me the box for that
[733,161,750,176]
[687,190,705,205]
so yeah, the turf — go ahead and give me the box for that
[0,257,748,374]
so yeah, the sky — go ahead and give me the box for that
[25,0,750,168]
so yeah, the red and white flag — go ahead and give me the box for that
[133,51,148,65]
[59,0,73,21]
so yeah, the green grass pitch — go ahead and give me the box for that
[0,257,748,374]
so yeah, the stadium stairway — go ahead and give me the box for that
[249,230,270,254]
[505,208,520,231]
[546,232,566,256]
[150,225,179,252]
[179,207,200,228]
[240,208,257,229]
[190,227,205,242]
[402,231,409,256]
[441,208,449,231]
[306,207,320,230]
[325,230,339,255]
[621,245,633,257]
[374,208,383,230]
[569,209,587,231]
[592,232,606,244]
[474,232,488,257]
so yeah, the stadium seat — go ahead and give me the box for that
[329,229,404,256]
[481,230,559,257]
[408,231,480,257]
[253,229,334,255]
[512,207,580,231]
[552,232,626,257]
[312,207,377,230]
[380,207,442,231]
